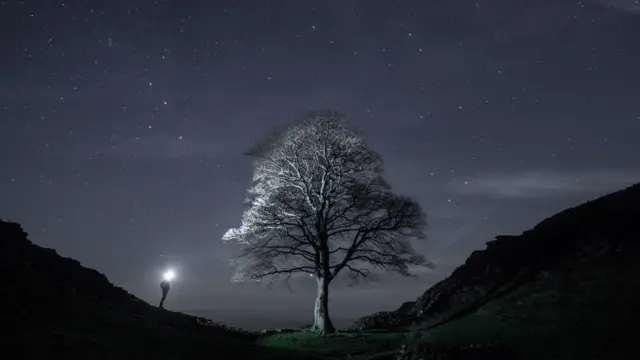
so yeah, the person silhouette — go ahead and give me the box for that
[159,279,170,309]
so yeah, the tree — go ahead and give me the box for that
[222,110,429,334]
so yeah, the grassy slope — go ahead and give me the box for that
[5,285,321,360]
[418,255,640,359]
[6,177,640,360]
[1,220,319,360]
[258,255,640,359]
[258,331,406,359]
[18,307,314,359]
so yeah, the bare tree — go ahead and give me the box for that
[222,110,429,334]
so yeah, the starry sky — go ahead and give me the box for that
[1,0,640,329]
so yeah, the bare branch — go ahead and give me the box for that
[223,110,430,290]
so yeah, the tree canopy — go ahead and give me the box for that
[223,110,429,333]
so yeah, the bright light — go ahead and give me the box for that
[163,269,176,281]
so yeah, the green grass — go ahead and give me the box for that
[257,258,640,359]
[257,331,407,358]
[412,258,640,359]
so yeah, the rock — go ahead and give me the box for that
[351,183,640,330]
[396,301,416,313]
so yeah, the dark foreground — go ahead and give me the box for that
[3,184,640,359]
[0,220,315,360]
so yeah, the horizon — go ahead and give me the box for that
[185,308,358,330]
[1,0,639,322]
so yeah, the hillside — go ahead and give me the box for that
[0,220,315,360]
[3,183,640,360]
[349,183,640,358]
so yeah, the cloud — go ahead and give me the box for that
[450,169,640,199]
[590,0,640,13]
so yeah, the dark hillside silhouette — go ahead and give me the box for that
[2,182,640,359]
[0,220,312,360]
[352,183,640,358]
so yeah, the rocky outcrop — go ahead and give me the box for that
[352,183,640,331]
[349,301,416,330]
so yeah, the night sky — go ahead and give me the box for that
[1,0,640,329]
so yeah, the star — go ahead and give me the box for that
[1,0,638,330]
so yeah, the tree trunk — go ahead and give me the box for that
[312,276,335,334]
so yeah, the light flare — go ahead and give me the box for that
[163,269,176,281]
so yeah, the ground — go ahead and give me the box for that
[5,182,640,359]
[257,258,640,360]
[258,330,407,359]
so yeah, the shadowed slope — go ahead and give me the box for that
[349,183,640,359]
[0,220,317,360]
